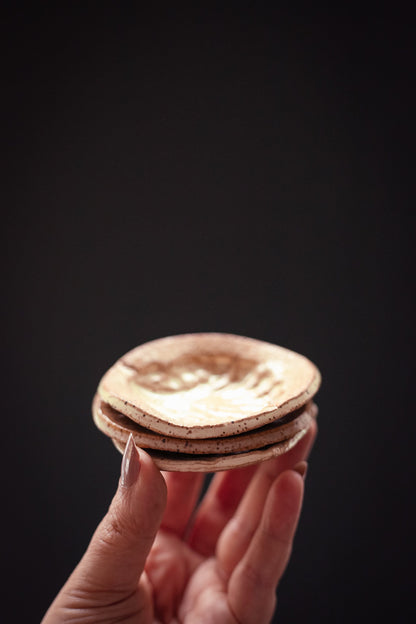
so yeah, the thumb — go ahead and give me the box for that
[71,434,167,595]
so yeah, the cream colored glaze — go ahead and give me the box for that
[119,353,286,425]
[97,333,321,437]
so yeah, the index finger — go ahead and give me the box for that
[187,464,256,556]
[160,471,204,538]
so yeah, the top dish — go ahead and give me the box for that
[97,333,321,439]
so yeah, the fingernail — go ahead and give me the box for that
[121,434,141,488]
[293,460,308,479]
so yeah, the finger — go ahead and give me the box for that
[187,464,257,556]
[160,471,205,537]
[188,421,316,558]
[71,435,167,594]
[217,421,316,575]
[228,469,304,624]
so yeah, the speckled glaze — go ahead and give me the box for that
[97,333,321,439]
[92,394,317,455]
[93,333,321,472]
[111,427,311,472]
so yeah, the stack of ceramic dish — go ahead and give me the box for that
[93,333,321,472]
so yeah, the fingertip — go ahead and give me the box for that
[281,466,305,492]
[302,419,318,457]
[309,417,318,442]
[293,460,308,479]
[267,468,304,524]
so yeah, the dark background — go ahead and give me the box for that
[2,6,414,623]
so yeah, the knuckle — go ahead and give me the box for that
[100,509,132,547]
[241,561,274,591]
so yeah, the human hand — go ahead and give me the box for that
[42,421,317,624]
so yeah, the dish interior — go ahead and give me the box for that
[120,352,286,425]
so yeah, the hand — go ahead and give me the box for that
[42,422,316,624]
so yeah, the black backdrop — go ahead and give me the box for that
[2,6,415,623]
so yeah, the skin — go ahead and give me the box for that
[41,421,317,624]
